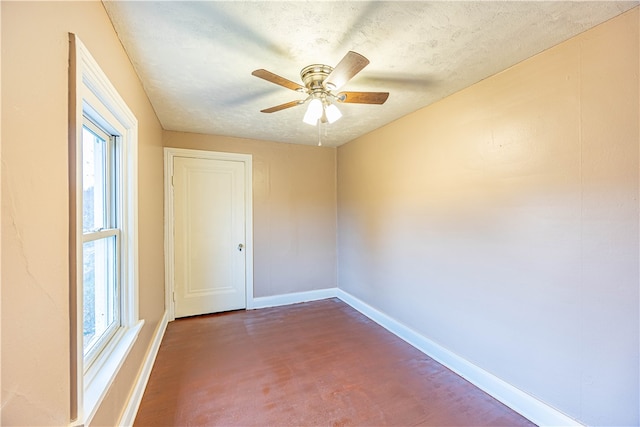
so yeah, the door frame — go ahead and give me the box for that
[164,147,253,321]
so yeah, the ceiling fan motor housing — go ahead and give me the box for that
[301,64,334,94]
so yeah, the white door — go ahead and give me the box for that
[173,156,246,317]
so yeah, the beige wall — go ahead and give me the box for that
[1,1,165,425]
[164,132,337,298]
[338,9,639,426]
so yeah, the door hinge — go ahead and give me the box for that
[172,291,176,302]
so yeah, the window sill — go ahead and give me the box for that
[81,320,144,426]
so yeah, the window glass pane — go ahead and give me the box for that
[83,236,118,355]
[82,126,107,233]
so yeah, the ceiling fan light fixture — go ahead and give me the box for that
[325,103,342,124]
[303,98,323,126]
[253,51,389,133]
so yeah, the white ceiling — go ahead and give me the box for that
[103,1,637,147]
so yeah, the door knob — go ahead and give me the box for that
[238,243,244,252]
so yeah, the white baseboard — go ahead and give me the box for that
[118,311,169,427]
[335,289,582,427]
[250,288,338,309]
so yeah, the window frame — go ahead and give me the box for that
[70,33,143,426]
[81,117,122,373]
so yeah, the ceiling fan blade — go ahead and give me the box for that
[260,100,302,113]
[252,69,304,92]
[324,51,370,91]
[337,91,389,105]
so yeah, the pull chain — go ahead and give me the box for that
[317,120,322,146]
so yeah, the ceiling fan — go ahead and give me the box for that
[252,51,389,126]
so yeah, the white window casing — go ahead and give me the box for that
[69,33,143,426]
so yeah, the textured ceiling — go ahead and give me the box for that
[103,1,638,147]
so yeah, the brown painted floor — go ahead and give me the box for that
[134,298,535,427]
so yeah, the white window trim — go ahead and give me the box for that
[70,33,143,426]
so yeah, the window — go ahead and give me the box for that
[82,118,120,369]
[70,33,143,426]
